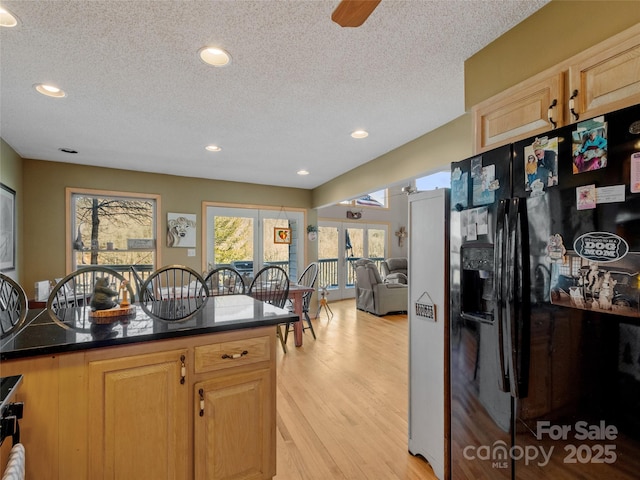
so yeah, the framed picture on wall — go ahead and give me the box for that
[0,183,16,271]
[274,227,292,245]
[167,213,197,247]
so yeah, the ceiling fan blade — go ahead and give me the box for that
[331,0,381,28]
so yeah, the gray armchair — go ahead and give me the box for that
[381,257,408,284]
[354,259,408,316]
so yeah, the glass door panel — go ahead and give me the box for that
[206,206,304,286]
[209,211,257,284]
[344,225,364,298]
[318,221,388,301]
[367,227,386,263]
[262,217,292,279]
[318,225,339,292]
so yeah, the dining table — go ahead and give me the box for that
[285,284,315,347]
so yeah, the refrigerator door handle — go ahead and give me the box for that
[494,199,509,392]
[504,199,518,397]
[510,197,531,399]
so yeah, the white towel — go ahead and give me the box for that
[2,443,25,480]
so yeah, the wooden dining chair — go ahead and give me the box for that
[204,266,246,296]
[47,266,134,328]
[284,262,318,344]
[140,265,209,321]
[0,273,28,338]
[248,265,290,353]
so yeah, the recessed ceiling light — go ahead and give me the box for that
[198,47,231,67]
[351,129,369,139]
[297,170,310,176]
[205,145,221,152]
[34,83,66,98]
[0,7,18,27]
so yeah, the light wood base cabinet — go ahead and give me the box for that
[0,327,276,480]
[194,368,274,480]
[87,349,190,479]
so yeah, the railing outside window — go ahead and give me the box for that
[317,257,384,289]
[211,257,383,290]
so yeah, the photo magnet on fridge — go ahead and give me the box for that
[572,116,608,174]
[631,152,640,193]
[524,136,558,194]
[546,234,566,264]
[451,168,468,209]
[576,184,596,210]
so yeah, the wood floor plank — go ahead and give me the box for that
[274,300,438,480]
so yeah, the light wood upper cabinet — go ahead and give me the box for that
[473,23,640,153]
[568,27,640,122]
[473,72,564,153]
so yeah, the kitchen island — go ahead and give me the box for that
[0,295,297,480]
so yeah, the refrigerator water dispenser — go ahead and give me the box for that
[460,244,495,323]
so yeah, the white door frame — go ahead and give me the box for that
[205,205,305,279]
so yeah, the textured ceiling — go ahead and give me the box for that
[0,0,548,190]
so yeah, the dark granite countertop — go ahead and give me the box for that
[0,295,297,360]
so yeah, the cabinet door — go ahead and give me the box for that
[0,355,61,480]
[88,349,189,480]
[568,28,640,122]
[473,72,564,153]
[194,368,275,480]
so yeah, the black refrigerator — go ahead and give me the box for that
[449,103,640,479]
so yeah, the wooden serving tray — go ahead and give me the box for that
[89,305,136,324]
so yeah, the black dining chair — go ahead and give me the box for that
[47,266,134,328]
[0,273,28,338]
[130,265,152,302]
[248,265,290,353]
[284,262,318,344]
[140,265,209,321]
[204,266,246,296]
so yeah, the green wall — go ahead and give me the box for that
[21,158,313,297]
[312,114,472,208]
[0,139,23,280]
[465,1,640,108]
[5,3,639,291]
[315,3,640,207]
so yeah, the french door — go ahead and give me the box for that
[205,206,305,283]
[318,221,388,300]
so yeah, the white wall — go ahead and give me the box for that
[317,184,409,258]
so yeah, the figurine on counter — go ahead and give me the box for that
[119,280,130,307]
[90,277,119,311]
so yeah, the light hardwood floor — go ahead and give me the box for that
[274,299,439,480]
